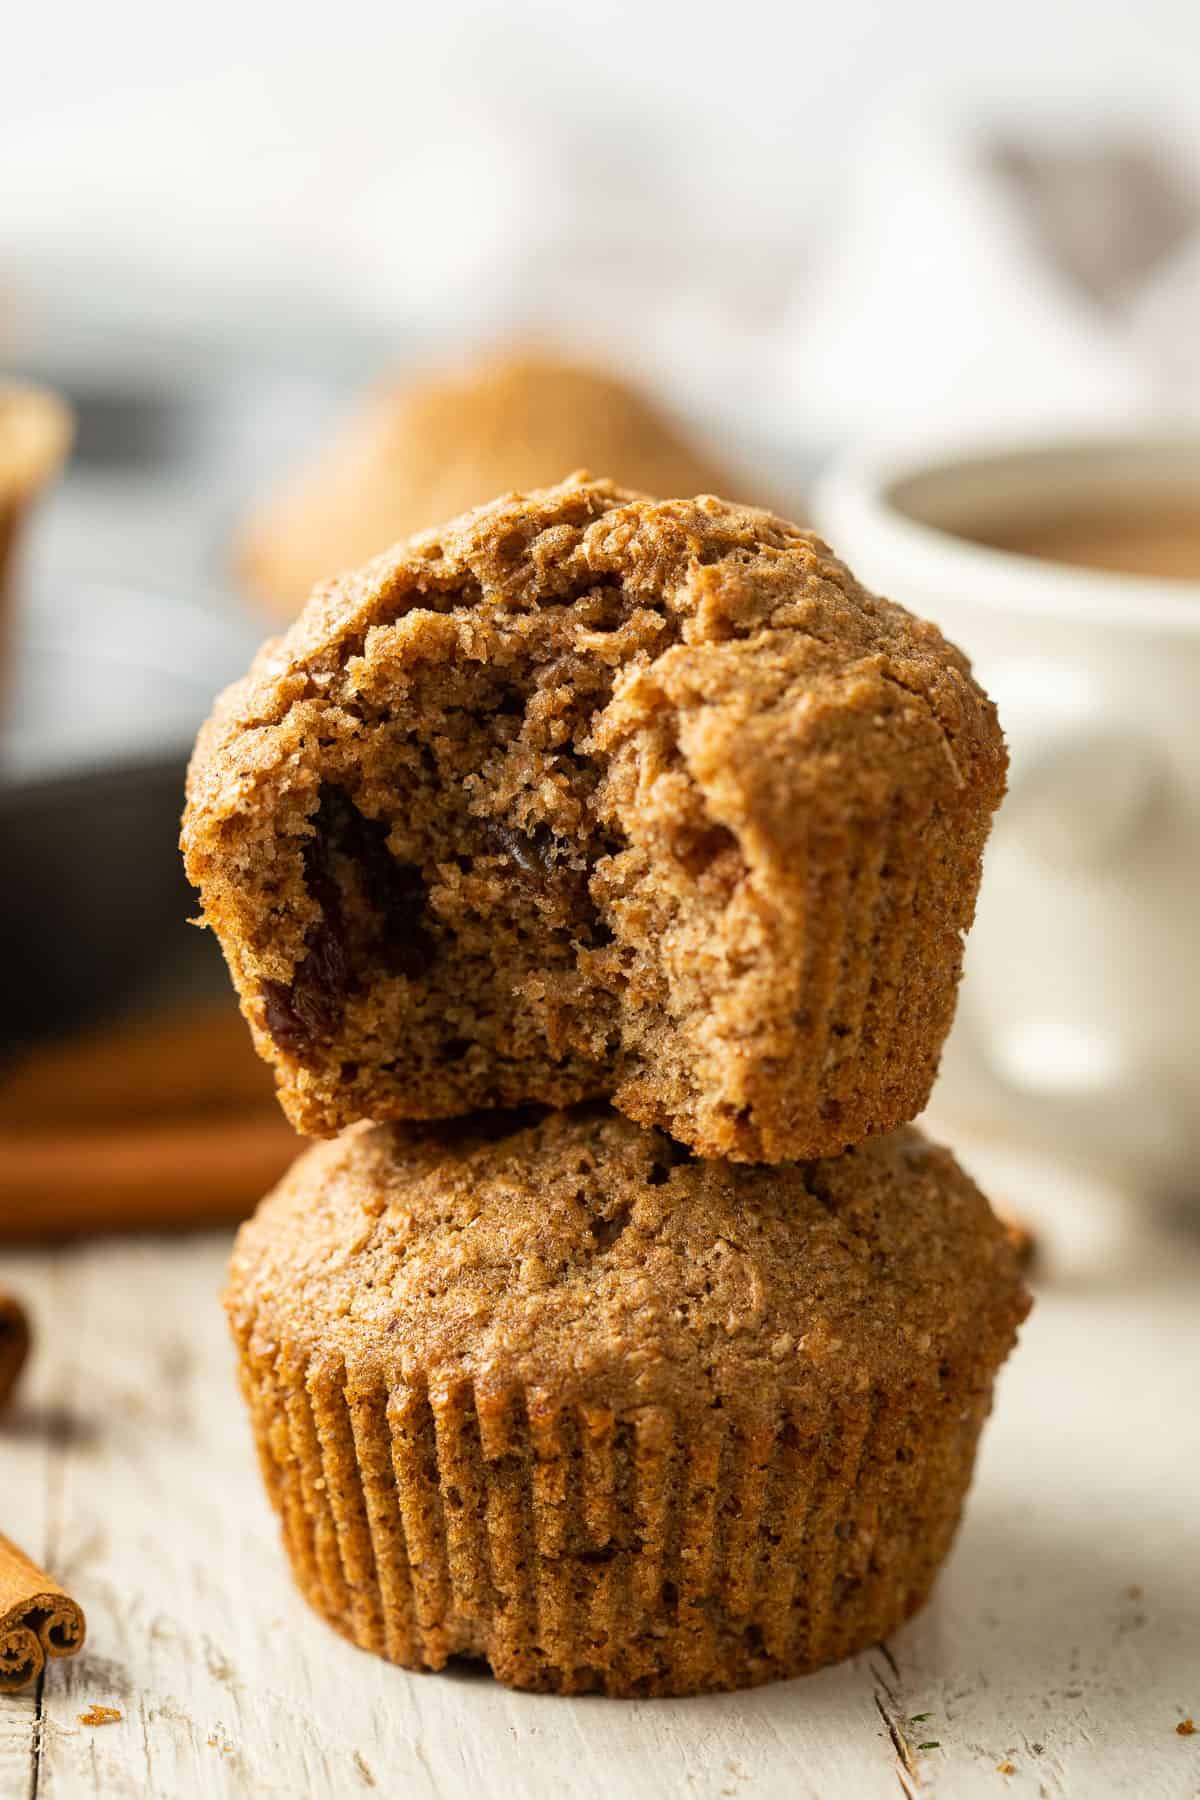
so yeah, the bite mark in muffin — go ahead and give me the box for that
[184,476,1006,1159]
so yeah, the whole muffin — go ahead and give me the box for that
[184,477,1006,1160]
[227,1108,1029,1697]
[238,352,746,616]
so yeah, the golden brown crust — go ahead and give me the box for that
[238,353,747,615]
[184,476,1006,1158]
[227,1110,1029,1696]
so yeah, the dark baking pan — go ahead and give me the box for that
[0,757,233,1055]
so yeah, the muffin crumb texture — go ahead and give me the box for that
[185,477,1006,1161]
[227,1109,1029,1696]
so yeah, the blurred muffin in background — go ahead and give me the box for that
[0,381,72,659]
[238,352,750,616]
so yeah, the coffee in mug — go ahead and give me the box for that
[971,501,1200,582]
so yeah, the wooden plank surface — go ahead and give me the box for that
[2,1139,1198,1800]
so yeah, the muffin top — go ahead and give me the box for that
[228,1110,1029,1414]
[238,352,750,613]
[189,475,1005,856]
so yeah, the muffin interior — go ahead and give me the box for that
[187,479,1006,1153]
[240,575,718,1132]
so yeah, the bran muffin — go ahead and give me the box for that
[184,477,1006,1161]
[226,1107,1030,1697]
[238,352,746,617]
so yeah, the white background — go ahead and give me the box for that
[5,0,1199,346]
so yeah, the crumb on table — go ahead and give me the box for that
[78,1705,122,1727]
[1177,1718,1195,1737]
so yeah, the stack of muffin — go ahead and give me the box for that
[183,476,1029,1698]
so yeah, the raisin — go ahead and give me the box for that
[480,816,606,927]
[260,795,356,1058]
[303,788,347,904]
[299,916,351,1026]
[373,860,435,978]
[322,789,435,979]
[261,917,349,1059]
[261,785,435,1058]
[483,818,560,882]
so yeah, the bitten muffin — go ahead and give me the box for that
[183,476,1006,1161]
[238,352,746,616]
[227,1107,1030,1698]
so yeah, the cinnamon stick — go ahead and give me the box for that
[0,1110,300,1240]
[0,1531,85,1692]
[0,1294,30,1409]
[0,1002,274,1130]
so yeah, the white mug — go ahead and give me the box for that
[813,436,1200,1202]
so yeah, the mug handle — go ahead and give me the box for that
[946,1012,1188,1186]
[995,660,1162,872]
[947,661,1186,1182]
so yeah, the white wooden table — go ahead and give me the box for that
[3,1133,1198,1800]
